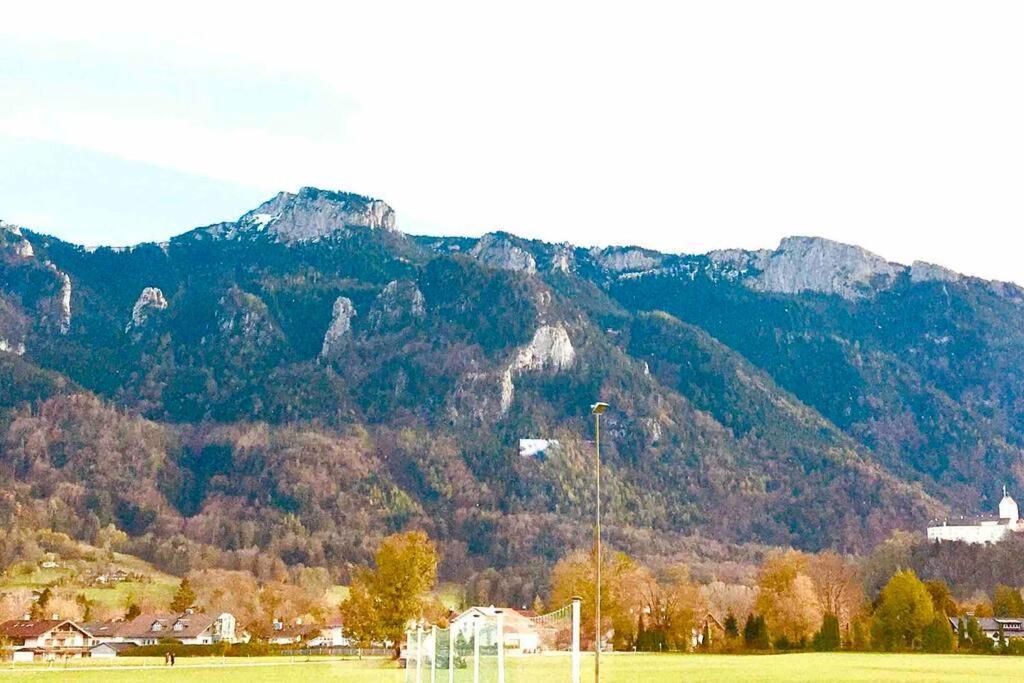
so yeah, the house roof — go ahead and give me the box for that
[451,607,537,634]
[100,612,218,639]
[0,619,87,638]
[270,623,317,639]
[90,642,136,652]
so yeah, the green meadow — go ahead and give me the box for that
[4,653,1024,682]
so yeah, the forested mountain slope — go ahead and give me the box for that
[2,187,1018,593]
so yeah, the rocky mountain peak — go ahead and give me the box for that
[200,187,396,243]
[746,236,903,300]
[470,233,537,273]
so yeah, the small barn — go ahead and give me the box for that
[89,642,135,659]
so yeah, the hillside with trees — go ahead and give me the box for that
[2,187,1023,596]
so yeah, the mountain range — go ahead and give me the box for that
[2,187,1022,593]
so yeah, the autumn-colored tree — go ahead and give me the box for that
[631,563,704,651]
[340,530,438,654]
[871,570,934,650]
[549,547,647,650]
[921,613,954,653]
[170,578,197,612]
[755,550,823,645]
[992,584,1024,617]
[806,551,863,630]
[923,579,958,617]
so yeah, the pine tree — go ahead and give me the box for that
[170,578,197,612]
[812,613,841,651]
[743,614,770,650]
[921,614,955,653]
[724,612,739,638]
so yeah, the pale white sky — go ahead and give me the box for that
[2,1,1023,282]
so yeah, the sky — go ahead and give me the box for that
[2,1,1023,282]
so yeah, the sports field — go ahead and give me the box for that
[3,653,1024,682]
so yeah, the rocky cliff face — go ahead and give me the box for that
[591,246,662,274]
[368,280,426,331]
[127,287,169,332]
[197,187,396,243]
[321,296,357,357]
[470,234,537,273]
[746,236,903,300]
[500,323,576,412]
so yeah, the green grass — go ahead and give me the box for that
[0,550,181,613]
[4,652,1024,682]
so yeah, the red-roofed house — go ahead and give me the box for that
[0,618,92,662]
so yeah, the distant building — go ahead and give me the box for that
[928,488,1024,544]
[518,439,560,458]
[266,619,316,646]
[0,618,91,661]
[88,642,135,659]
[947,617,1024,641]
[306,619,350,647]
[450,606,541,652]
[86,611,236,646]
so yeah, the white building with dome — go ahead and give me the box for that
[928,488,1024,544]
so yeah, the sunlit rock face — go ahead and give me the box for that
[199,187,396,243]
[127,287,169,332]
[500,323,576,413]
[321,296,357,358]
[590,247,662,274]
[721,236,903,300]
[910,261,963,284]
[470,234,537,274]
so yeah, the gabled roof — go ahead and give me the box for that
[0,619,89,638]
[90,642,136,652]
[451,607,537,634]
[104,612,218,639]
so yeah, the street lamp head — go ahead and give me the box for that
[590,402,609,415]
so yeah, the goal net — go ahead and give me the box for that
[407,599,581,683]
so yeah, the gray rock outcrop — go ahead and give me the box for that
[321,296,357,357]
[127,287,168,332]
[470,234,537,273]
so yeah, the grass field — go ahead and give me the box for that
[4,652,1024,682]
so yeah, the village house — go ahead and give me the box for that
[947,616,1024,642]
[306,618,350,648]
[0,618,92,662]
[86,611,237,646]
[266,618,318,646]
[449,606,542,652]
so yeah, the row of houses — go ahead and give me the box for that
[0,611,348,662]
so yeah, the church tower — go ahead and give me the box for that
[999,485,1019,523]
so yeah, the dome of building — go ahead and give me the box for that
[999,489,1019,523]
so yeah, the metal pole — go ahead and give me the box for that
[431,625,437,683]
[595,410,601,683]
[571,597,582,683]
[406,628,413,683]
[417,625,424,683]
[473,616,481,683]
[448,624,455,683]
[496,610,505,683]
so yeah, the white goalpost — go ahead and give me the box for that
[406,597,581,683]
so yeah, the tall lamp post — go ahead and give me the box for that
[590,401,609,683]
